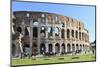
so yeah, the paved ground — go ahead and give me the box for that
[12,54,96,66]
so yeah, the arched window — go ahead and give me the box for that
[76,44,79,50]
[40,26,45,37]
[25,27,29,35]
[62,43,65,53]
[82,32,84,40]
[79,32,81,40]
[67,44,71,52]
[17,27,22,33]
[71,30,74,37]
[55,27,59,37]
[72,44,75,51]
[40,43,45,54]
[76,31,78,39]
[61,29,65,38]
[62,23,64,27]
[32,43,37,55]
[55,43,60,53]
[67,29,70,38]
[80,44,82,50]
[48,27,53,37]
[33,19,39,26]
[33,27,38,37]
[48,44,53,53]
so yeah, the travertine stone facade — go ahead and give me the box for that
[12,11,89,57]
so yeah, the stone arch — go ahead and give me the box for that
[76,31,78,39]
[40,26,45,37]
[79,32,81,40]
[71,30,74,37]
[76,44,79,51]
[72,44,75,51]
[25,27,29,36]
[17,27,22,33]
[61,43,65,53]
[80,44,82,51]
[55,27,59,37]
[61,29,65,38]
[48,27,53,37]
[23,43,31,55]
[67,43,71,52]
[55,43,60,53]
[82,32,84,40]
[12,44,16,57]
[32,43,37,55]
[48,44,53,53]
[33,27,38,37]
[33,19,38,26]
[40,43,46,54]
[67,29,70,38]
[83,44,85,51]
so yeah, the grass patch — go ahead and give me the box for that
[12,54,96,66]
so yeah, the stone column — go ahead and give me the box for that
[45,26,48,39]
[45,43,48,53]
[29,19,33,54]
[21,19,25,35]
[74,44,76,51]
[70,29,71,39]
[52,43,55,53]
[45,18,48,39]
[65,43,67,53]
[70,43,72,52]
[60,43,62,53]
[59,28,61,39]
[78,44,80,50]
[53,27,55,39]
[37,26,40,54]
[64,21,67,39]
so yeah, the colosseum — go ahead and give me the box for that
[12,11,90,57]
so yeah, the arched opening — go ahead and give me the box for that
[62,23,64,27]
[67,29,70,38]
[80,44,82,51]
[25,27,29,36]
[40,43,46,54]
[76,44,79,51]
[76,31,78,39]
[55,27,59,37]
[40,26,45,37]
[71,30,74,37]
[61,43,65,53]
[48,27,53,37]
[33,19,38,25]
[82,33,84,40]
[83,44,85,51]
[48,44,53,53]
[55,43,60,53]
[72,44,75,51]
[67,44,71,52]
[33,27,38,37]
[12,44,16,57]
[79,32,81,40]
[23,43,31,55]
[17,27,22,33]
[32,43,37,55]
[61,29,65,38]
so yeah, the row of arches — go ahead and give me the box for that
[61,29,88,42]
[16,26,88,42]
[33,43,87,54]
[12,42,88,57]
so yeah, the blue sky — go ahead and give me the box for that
[12,1,96,42]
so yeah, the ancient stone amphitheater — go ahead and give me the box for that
[12,11,89,57]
